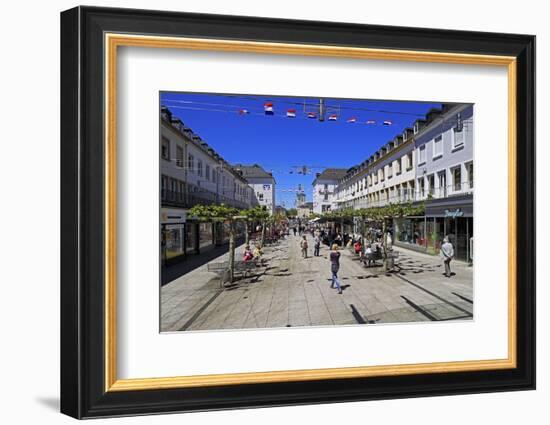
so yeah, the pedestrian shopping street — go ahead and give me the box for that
[160,234,473,332]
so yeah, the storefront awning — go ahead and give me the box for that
[425,194,473,218]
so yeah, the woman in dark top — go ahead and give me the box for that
[329,244,343,294]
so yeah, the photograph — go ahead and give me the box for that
[159,93,474,332]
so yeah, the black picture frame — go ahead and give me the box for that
[61,6,535,419]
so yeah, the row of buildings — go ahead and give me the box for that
[160,106,276,265]
[312,103,474,261]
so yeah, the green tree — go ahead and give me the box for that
[362,201,425,270]
[189,204,244,283]
[242,205,269,246]
[286,208,298,218]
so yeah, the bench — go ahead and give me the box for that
[362,250,400,268]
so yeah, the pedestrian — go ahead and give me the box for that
[300,235,309,258]
[354,240,362,255]
[329,244,343,294]
[314,234,321,257]
[364,243,373,267]
[253,244,263,265]
[243,245,253,262]
[386,231,393,251]
[440,236,454,277]
[293,226,297,236]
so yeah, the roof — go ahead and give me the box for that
[312,168,348,185]
[232,164,276,182]
[298,202,314,209]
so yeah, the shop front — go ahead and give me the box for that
[161,208,187,266]
[393,194,473,262]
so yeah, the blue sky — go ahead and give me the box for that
[161,92,441,208]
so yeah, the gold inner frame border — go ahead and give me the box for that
[104,33,517,392]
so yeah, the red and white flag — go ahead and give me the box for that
[366,120,376,125]
[383,120,393,126]
[286,108,296,118]
[239,109,249,115]
[347,117,357,123]
[264,102,274,115]
[328,114,338,121]
[307,112,317,119]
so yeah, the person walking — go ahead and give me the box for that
[329,244,343,294]
[300,235,309,258]
[440,236,454,277]
[314,234,321,257]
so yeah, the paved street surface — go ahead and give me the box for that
[161,234,473,332]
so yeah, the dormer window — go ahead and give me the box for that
[403,131,407,141]
[414,122,419,134]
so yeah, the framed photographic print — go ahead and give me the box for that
[60,6,536,419]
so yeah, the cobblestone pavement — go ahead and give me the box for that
[160,234,473,332]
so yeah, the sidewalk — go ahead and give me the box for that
[160,233,473,332]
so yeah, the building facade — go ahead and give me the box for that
[329,103,474,261]
[312,168,347,214]
[394,104,474,260]
[297,202,314,218]
[160,107,258,266]
[232,164,276,215]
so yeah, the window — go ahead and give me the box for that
[433,135,443,158]
[212,170,217,183]
[197,160,203,177]
[324,183,328,190]
[418,146,426,164]
[324,193,329,201]
[407,152,413,170]
[188,154,194,172]
[205,164,210,180]
[427,174,435,196]
[419,177,425,198]
[413,122,419,134]
[161,137,170,160]
[175,145,183,167]
[379,168,385,182]
[468,162,474,188]
[395,159,401,175]
[453,127,464,149]
[258,193,264,201]
[453,166,462,191]
[387,164,393,179]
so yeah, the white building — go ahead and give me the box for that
[312,168,347,214]
[232,164,276,215]
[160,107,258,265]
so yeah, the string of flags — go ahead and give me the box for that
[261,102,394,125]
[164,100,401,126]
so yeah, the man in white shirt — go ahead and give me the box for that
[440,237,454,278]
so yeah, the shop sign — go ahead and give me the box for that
[444,208,464,218]
[161,208,187,223]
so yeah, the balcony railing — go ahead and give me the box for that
[161,185,257,210]
[346,181,473,210]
